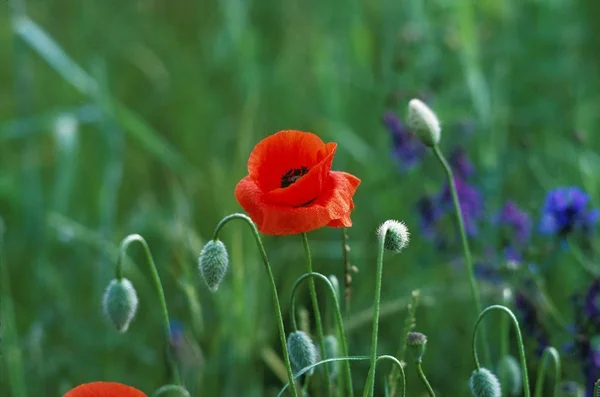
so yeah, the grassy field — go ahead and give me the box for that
[2,0,600,395]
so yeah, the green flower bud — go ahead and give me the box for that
[497,355,521,396]
[323,334,339,378]
[377,220,410,254]
[198,239,229,292]
[103,278,138,332]
[408,98,441,147]
[287,331,318,375]
[469,368,501,397]
[557,381,584,397]
[406,331,427,362]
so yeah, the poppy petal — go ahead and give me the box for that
[64,381,146,397]
[265,143,336,207]
[235,171,360,235]
[248,130,332,192]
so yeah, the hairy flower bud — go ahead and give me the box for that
[287,331,318,375]
[103,278,138,332]
[198,239,229,292]
[406,331,427,362]
[377,220,410,254]
[497,355,521,396]
[469,368,502,397]
[408,99,441,147]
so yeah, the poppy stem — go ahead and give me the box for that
[416,360,436,397]
[363,227,386,397]
[115,234,181,386]
[472,305,530,397]
[290,272,354,396]
[432,144,491,366]
[300,233,334,397]
[213,214,299,397]
[533,346,561,397]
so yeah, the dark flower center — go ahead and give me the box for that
[281,166,309,188]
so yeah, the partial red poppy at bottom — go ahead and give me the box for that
[64,381,147,397]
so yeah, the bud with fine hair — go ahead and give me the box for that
[287,331,318,375]
[406,331,427,362]
[469,368,502,397]
[323,334,339,378]
[103,278,139,332]
[377,220,410,254]
[198,239,229,292]
[497,355,521,396]
[407,99,441,147]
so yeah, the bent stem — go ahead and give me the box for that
[533,346,561,397]
[416,361,436,397]
[300,233,333,396]
[290,272,354,396]
[115,234,181,385]
[152,385,191,397]
[376,355,406,397]
[472,305,530,397]
[432,145,490,365]
[363,228,387,397]
[214,214,299,397]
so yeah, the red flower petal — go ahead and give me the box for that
[64,382,146,397]
[235,171,360,235]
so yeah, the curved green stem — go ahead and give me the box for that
[534,346,561,397]
[416,361,435,397]
[472,305,530,397]
[115,234,181,385]
[363,227,387,397]
[152,385,191,397]
[290,272,354,396]
[300,233,333,397]
[376,356,406,397]
[432,145,490,366]
[213,214,299,397]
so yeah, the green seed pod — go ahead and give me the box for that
[377,220,410,254]
[323,334,339,378]
[406,331,427,362]
[469,368,501,397]
[407,98,441,147]
[198,239,229,292]
[287,331,318,375]
[102,278,139,332]
[557,381,584,397]
[497,355,521,396]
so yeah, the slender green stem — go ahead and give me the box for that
[342,227,352,320]
[389,290,419,397]
[594,379,600,397]
[472,305,530,397]
[376,356,406,397]
[432,145,490,365]
[213,214,299,397]
[498,289,510,391]
[300,232,333,396]
[567,238,599,277]
[290,272,354,396]
[152,385,191,397]
[533,346,561,397]
[115,234,181,385]
[416,361,436,397]
[363,229,387,397]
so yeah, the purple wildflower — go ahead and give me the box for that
[539,187,599,236]
[416,195,443,239]
[448,147,475,180]
[383,112,426,171]
[496,201,532,244]
[439,176,483,236]
[585,279,600,321]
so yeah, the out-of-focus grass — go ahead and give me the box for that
[1,0,600,395]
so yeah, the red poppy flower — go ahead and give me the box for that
[235,130,360,235]
[64,381,146,397]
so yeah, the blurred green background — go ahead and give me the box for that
[2,0,600,395]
